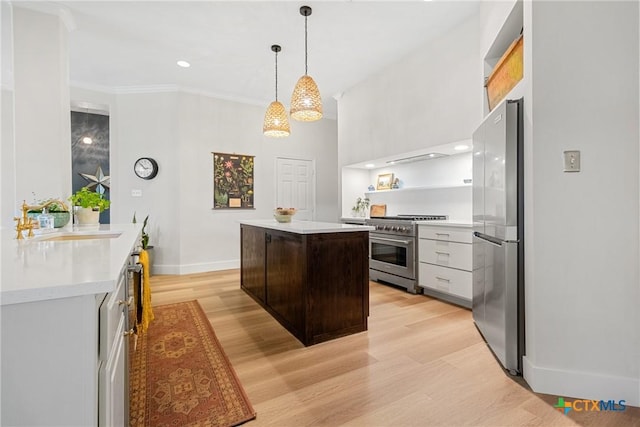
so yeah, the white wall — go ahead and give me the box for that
[1,1,15,229]
[11,6,71,213]
[479,0,518,59]
[72,89,339,274]
[337,14,480,224]
[174,92,338,274]
[519,1,640,405]
[114,92,180,271]
[337,14,482,167]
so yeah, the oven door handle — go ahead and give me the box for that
[371,236,412,245]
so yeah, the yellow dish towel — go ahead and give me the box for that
[138,249,154,333]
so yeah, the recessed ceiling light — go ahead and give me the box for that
[176,60,191,68]
[365,163,375,168]
[454,144,469,151]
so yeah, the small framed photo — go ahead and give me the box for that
[376,173,394,190]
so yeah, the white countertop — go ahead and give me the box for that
[1,223,142,306]
[240,219,374,234]
[415,220,472,228]
[340,217,367,224]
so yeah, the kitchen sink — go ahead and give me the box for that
[41,233,122,241]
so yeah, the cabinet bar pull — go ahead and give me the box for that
[435,251,450,256]
[435,276,450,283]
[435,233,450,237]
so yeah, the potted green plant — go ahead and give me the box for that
[69,187,110,225]
[351,196,370,218]
[26,196,71,228]
[133,213,154,275]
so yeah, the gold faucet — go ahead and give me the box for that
[14,199,69,239]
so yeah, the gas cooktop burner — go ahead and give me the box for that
[370,215,448,221]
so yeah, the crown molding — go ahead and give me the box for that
[70,80,117,94]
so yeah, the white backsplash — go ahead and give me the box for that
[342,152,472,222]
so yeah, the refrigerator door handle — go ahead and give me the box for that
[473,231,504,247]
[474,231,520,246]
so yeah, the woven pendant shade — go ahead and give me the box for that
[263,101,290,137]
[291,6,322,122]
[290,75,322,121]
[263,44,290,138]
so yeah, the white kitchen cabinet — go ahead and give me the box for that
[99,266,132,427]
[418,223,472,308]
[100,309,128,427]
[0,224,141,426]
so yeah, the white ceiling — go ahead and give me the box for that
[22,1,481,119]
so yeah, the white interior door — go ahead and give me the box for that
[276,158,315,221]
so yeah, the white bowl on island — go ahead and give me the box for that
[274,208,296,223]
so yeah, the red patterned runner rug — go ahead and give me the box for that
[129,300,256,427]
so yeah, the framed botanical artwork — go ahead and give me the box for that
[376,173,394,191]
[212,152,254,209]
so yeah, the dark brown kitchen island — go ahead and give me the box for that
[240,220,373,346]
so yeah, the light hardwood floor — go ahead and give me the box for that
[149,270,640,426]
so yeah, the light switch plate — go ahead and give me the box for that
[131,189,142,197]
[563,150,580,172]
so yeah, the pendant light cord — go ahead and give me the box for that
[275,49,279,101]
[304,14,308,75]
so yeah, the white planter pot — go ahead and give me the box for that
[75,207,100,225]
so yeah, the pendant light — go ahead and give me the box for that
[80,108,93,144]
[263,44,291,137]
[290,5,322,122]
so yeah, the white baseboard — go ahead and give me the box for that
[152,259,240,275]
[523,356,639,407]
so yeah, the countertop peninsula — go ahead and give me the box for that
[1,223,142,305]
[1,222,141,426]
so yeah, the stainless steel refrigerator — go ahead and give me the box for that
[472,98,524,375]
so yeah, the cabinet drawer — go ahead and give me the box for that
[99,272,126,361]
[419,263,472,299]
[418,226,472,243]
[418,239,472,271]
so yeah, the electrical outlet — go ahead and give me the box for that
[563,150,580,172]
[131,189,142,197]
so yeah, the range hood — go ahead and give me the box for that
[386,152,448,165]
[343,139,471,170]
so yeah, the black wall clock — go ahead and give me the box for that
[134,157,159,180]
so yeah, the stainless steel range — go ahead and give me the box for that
[366,215,447,293]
